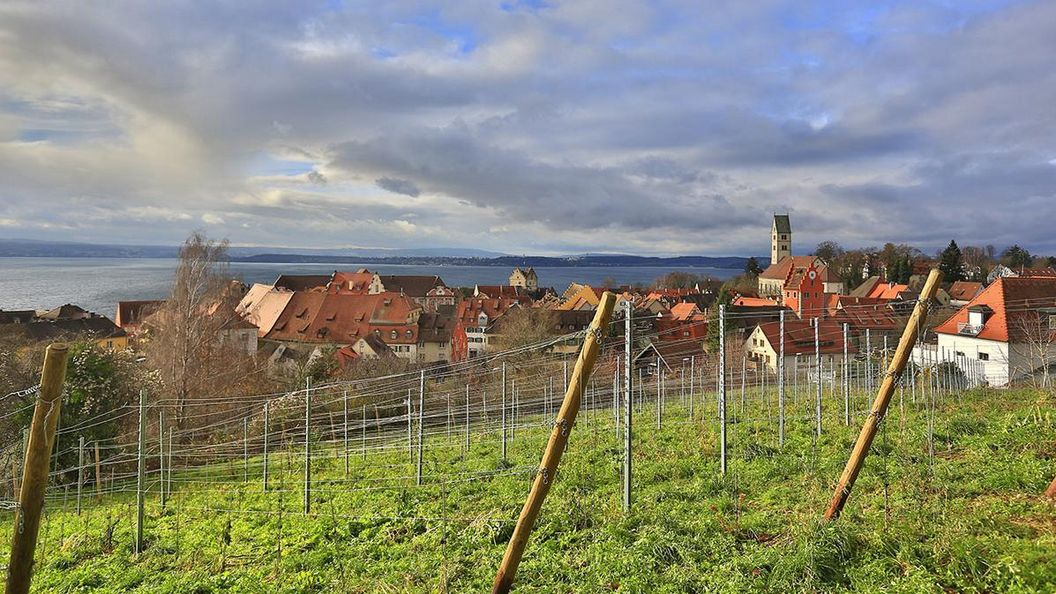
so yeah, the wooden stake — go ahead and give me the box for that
[491,292,616,594]
[824,269,942,520]
[6,344,69,594]
[1045,475,1056,499]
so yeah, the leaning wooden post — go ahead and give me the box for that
[5,344,68,594]
[824,269,942,520]
[1045,475,1056,499]
[491,292,616,594]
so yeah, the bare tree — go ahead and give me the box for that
[491,308,558,354]
[145,233,247,426]
[1009,310,1056,390]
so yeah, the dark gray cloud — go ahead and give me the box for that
[375,177,421,197]
[0,1,1054,256]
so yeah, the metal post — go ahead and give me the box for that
[622,300,633,512]
[243,417,249,483]
[689,355,696,420]
[304,377,311,515]
[362,404,367,460]
[465,384,471,452]
[262,401,269,491]
[719,304,727,474]
[135,391,146,554]
[416,370,425,486]
[843,323,850,425]
[866,328,873,393]
[501,362,508,461]
[343,390,349,478]
[407,389,413,463]
[778,309,786,448]
[656,366,662,431]
[815,319,822,437]
[76,436,84,516]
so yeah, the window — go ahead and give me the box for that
[391,330,398,339]
[978,352,989,361]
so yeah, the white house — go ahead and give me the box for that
[927,276,1056,387]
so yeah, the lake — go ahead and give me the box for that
[0,257,740,317]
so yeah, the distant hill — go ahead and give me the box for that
[0,238,761,269]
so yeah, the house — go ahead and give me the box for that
[948,281,984,307]
[274,274,331,292]
[236,284,295,337]
[509,267,539,290]
[655,302,708,345]
[733,296,780,308]
[759,256,842,303]
[743,318,856,373]
[450,297,521,361]
[115,300,165,337]
[474,285,533,303]
[986,265,1056,285]
[7,305,129,350]
[416,312,453,363]
[782,262,827,318]
[851,276,914,302]
[0,310,36,325]
[218,313,259,354]
[929,276,1056,387]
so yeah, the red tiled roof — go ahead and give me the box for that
[948,281,983,302]
[733,296,780,308]
[669,302,704,321]
[455,298,521,326]
[265,292,421,344]
[754,318,857,356]
[933,276,1056,343]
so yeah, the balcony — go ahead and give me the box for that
[957,322,983,336]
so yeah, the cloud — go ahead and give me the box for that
[375,176,420,197]
[0,1,1054,255]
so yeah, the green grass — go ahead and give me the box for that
[3,386,1055,593]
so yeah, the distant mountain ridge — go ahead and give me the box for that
[0,238,762,269]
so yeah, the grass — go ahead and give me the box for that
[2,385,1054,593]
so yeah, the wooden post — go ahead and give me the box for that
[824,269,942,520]
[5,344,68,594]
[491,292,615,594]
[1045,475,1056,499]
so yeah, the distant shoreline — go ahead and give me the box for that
[0,253,758,269]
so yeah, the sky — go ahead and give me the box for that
[1,0,1054,257]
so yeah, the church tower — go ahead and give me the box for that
[771,214,791,265]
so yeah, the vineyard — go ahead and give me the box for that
[1,301,1055,593]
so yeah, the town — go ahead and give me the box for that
[3,215,1054,393]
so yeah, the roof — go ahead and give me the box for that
[115,300,164,328]
[273,274,331,292]
[328,270,377,294]
[416,312,453,343]
[37,304,92,320]
[866,282,910,301]
[849,276,883,298]
[733,296,780,308]
[377,275,446,297]
[455,297,521,326]
[773,214,791,234]
[22,315,127,342]
[265,292,422,344]
[826,295,885,314]
[0,310,36,324]
[669,302,704,321]
[759,255,820,281]
[237,284,295,337]
[948,281,984,302]
[753,319,857,357]
[475,285,532,301]
[933,276,1056,343]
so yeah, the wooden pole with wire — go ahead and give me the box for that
[5,343,69,594]
[824,269,942,520]
[491,292,616,594]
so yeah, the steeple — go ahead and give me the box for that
[771,214,791,265]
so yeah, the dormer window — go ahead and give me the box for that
[967,305,991,328]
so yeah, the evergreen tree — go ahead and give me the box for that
[939,240,964,282]
[1002,245,1033,269]
[744,257,762,276]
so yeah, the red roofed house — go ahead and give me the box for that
[451,297,521,361]
[115,300,165,337]
[931,276,1056,386]
[655,302,708,345]
[948,281,984,307]
[743,318,857,373]
[782,262,827,319]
